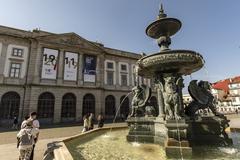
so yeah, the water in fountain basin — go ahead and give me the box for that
[218,147,238,155]
[65,128,240,160]
[102,134,110,138]
[131,142,141,147]
[66,129,166,160]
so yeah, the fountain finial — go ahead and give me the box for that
[158,3,167,19]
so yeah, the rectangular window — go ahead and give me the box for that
[107,71,114,85]
[121,74,128,86]
[9,63,21,78]
[121,64,127,71]
[107,62,113,69]
[12,48,23,57]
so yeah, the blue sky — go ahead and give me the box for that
[0,0,240,87]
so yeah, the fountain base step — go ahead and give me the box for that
[165,138,192,159]
[126,117,168,145]
[126,117,156,143]
[165,119,192,158]
[167,138,190,147]
[127,135,155,143]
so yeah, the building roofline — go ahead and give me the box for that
[0,25,31,33]
[0,25,141,59]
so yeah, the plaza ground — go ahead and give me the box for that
[0,115,239,160]
[0,122,126,160]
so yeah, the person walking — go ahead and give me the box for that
[17,120,39,160]
[82,114,89,133]
[29,112,40,160]
[12,116,18,130]
[88,113,94,130]
[97,114,104,128]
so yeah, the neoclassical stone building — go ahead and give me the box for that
[0,25,157,125]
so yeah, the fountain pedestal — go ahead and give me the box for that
[126,117,156,143]
[165,120,192,158]
[127,117,169,145]
[187,116,233,146]
[154,117,167,145]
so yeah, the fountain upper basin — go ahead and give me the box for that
[137,49,204,78]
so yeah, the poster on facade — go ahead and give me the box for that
[64,52,78,81]
[41,48,59,79]
[83,55,97,82]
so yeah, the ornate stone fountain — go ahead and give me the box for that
[126,4,232,159]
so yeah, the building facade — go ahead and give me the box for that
[227,78,240,112]
[211,76,240,114]
[0,26,157,125]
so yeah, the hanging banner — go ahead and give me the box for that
[41,48,58,79]
[83,55,97,82]
[64,52,78,81]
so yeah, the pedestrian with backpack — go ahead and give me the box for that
[17,120,39,160]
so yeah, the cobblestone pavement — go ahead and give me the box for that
[0,123,126,160]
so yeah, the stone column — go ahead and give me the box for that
[0,42,8,83]
[115,94,121,118]
[28,88,38,114]
[155,78,165,119]
[177,76,185,116]
[100,91,105,115]
[26,40,38,84]
[33,44,42,84]
[129,64,133,87]
[115,61,119,87]
[95,90,102,119]
[96,55,100,86]
[57,49,64,85]
[76,92,83,122]
[96,54,104,87]
[53,95,61,123]
[78,54,83,86]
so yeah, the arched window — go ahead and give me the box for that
[120,96,129,118]
[37,92,55,118]
[61,93,76,118]
[82,94,95,117]
[105,95,116,118]
[0,92,20,119]
[149,96,158,116]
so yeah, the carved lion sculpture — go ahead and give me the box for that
[185,80,221,118]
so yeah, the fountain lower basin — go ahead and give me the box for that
[137,50,204,77]
[51,126,240,160]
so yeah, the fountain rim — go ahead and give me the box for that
[137,49,204,62]
[146,17,182,38]
[136,49,205,77]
